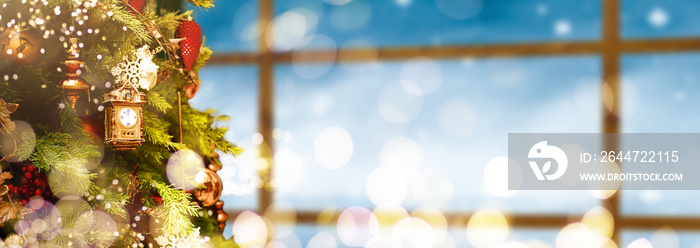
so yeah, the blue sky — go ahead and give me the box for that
[189,0,700,246]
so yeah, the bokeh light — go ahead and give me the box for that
[269,11,309,51]
[330,0,372,31]
[411,208,448,245]
[366,112,409,145]
[400,57,443,95]
[434,0,483,20]
[232,211,269,248]
[436,98,477,137]
[391,217,435,247]
[0,120,36,163]
[337,206,379,246]
[373,205,409,228]
[603,76,640,120]
[483,156,518,198]
[307,231,337,248]
[265,201,297,234]
[270,230,302,248]
[48,164,90,199]
[339,39,378,72]
[650,226,679,248]
[587,161,621,199]
[581,207,614,239]
[466,209,510,248]
[554,20,572,36]
[322,0,352,5]
[410,169,454,209]
[166,149,206,191]
[647,7,669,28]
[379,136,421,176]
[366,167,408,206]
[20,197,61,241]
[292,35,337,79]
[313,127,354,170]
[377,80,424,124]
[81,210,118,247]
[628,238,653,248]
[556,222,614,248]
[273,147,305,191]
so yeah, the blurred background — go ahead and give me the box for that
[186,0,700,247]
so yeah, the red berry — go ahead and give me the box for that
[21,179,27,184]
[21,200,26,205]
[27,165,34,172]
[21,167,26,172]
[35,189,41,196]
[25,172,32,179]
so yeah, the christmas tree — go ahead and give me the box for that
[0,0,241,247]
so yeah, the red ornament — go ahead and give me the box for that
[81,114,105,140]
[174,20,202,71]
[183,83,199,99]
[127,0,146,14]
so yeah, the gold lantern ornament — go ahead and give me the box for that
[103,82,145,150]
[103,45,158,150]
[57,38,90,109]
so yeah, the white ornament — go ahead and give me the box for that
[154,228,209,248]
[111,45,159,91]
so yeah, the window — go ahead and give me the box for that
[190,0,700,246]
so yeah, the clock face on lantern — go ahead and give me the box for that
[118,108,138,128]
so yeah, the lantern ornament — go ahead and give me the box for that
[103,45,158,150]
[103,80,146,150]
[57,38,89,109]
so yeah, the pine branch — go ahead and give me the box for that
[14,128,37,161]
[100,0,152,43]
[88,184,129,218]
[140,172,201,235]
[187,0,215,8]
[146,91,173,114]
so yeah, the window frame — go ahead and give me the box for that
[207,0,700,244]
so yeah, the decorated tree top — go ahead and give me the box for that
[0,0,242,247]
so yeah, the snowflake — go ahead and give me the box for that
[154,228,210,248]
[111,45,159,91]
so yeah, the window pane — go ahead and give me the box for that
[189,66,259,237]
[273,0,600,51]
[621,53,700,215]
[622,0,700,39]
[273,57,601,213]
[622,230,700,247]
[189,0,258,52]
[271,224,560,247]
